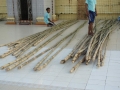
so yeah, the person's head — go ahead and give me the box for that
[46,8,50,13]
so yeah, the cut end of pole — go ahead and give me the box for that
[18,66,22,69]
[86,61,89,65]
[0,55,3,58]
[6,68,10,71]
[33,67,37,71]
[70,68,75,73]
[60,60,65,64]
[92,57,95,61]
[70,55,74,58]
[72,61,75,63]
[0,66,4,70]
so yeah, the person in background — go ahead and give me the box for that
[44,7,55,27]
[85,0,97,36]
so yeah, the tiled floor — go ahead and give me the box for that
[0,21,120,90]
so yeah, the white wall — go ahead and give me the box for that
[6,0,55,22]
[6,0,18,21]
[13,0,19,21]
[32,0,37,22]
[7,0,14,17]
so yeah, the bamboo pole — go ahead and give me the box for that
[70,56,85,73]
[17,48,52,69]
[97,21,118,67]
[0,20,76,58]
[35,21,87,71]
[36,33,75,71]
[72,36,91,63]
[1,20,78,71]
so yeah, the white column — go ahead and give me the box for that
[6,0,14,17]
[13,0,19,22]
[36,0,44,17]
[32,0,37,22]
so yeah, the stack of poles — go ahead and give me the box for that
[0,20,78,71]
[0,20,76,59]
[0,19,119,72]
[33,21,87,71]
[60,19,119,73]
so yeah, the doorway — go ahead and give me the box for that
[18,0,33,22]
[20,0,28,20]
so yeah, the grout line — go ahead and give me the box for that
[84,61,96,90]
[104,52,111,90]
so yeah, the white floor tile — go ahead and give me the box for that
[4,77,22,82]
[19,78,37,84]
[106,76,120,82]
[39,75,56,81]
[51,81,69,87]
[73,74,90,79]
[107,69,120,74]
[10,73,27,78]
[70,77,89,84]
[87,80,106,85]
[110,51,120,58]
[106,51,111,57]
[105,85,120,90]
[86,84,105,90]
[43,71,59,76]
[22,74,40,79]
[108,66,120,70]
[18,86,40,90]
[54,76,72,82]
[89,75,106,80]
[109,62,120,66]
[75,70,92,75]
[34,79,53,85]
[0,75,7,80]
[109,57,120,61]
[92,66,108,72]
[68,82,86,89]
[91,71,107,76]
[106,81,120,87]
[107,72,120,77]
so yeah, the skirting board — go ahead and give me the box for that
[6,22,16,25]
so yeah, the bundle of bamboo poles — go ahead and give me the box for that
[0,20,78,71]
[0,20,77,59]
[33,21,87,71]
[60,19,119,73]
[0,19,119,73]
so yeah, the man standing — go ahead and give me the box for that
[44,7,55,27]
[85,0,97,35]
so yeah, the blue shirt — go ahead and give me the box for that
[85,0,96,12]
[44,12,50,24]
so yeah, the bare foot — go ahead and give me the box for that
[91,32,94,36]
[88,32,91,35]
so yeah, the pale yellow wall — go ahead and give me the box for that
[0,0,7,19]
[55,0,78,20]
[55,0,120,20]
[97,0,120,19]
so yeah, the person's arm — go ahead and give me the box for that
[95,5,97,16]
[85,3,89,18]
[95,0,97,16]
[48,18,53,22]
[47,14,54,23]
